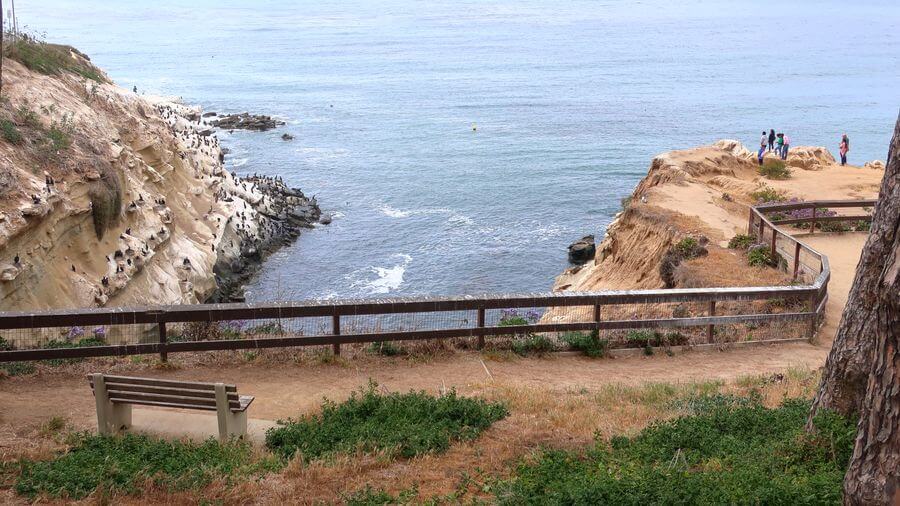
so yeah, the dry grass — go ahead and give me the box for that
[675,246,793,288]
[29,369,824,504]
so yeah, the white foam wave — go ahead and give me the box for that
[378,205,412,218]
[229,157,249,168]
[377,205,474,226]
[347,254,412,295]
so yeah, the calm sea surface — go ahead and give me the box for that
[19,1,900,300]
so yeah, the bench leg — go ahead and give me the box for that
[215,383,248,441]
[108,403,132,433]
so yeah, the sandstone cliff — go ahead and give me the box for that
[555,140,884,294]
[0,45,318,311]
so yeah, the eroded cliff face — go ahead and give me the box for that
[0,51,318,311]
[554,140,884,294]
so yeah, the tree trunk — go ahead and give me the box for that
[809,112,900,504]
[809,113,900,421]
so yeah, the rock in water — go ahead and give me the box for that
[281,133,294,141]
[568,235,596,264]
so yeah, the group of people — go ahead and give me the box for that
[756,129,852,166]
[757,129,791,164]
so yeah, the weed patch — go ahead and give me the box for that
[757,160,791,180]
[511,334,555,356]
[562,331,607,358]
[265,382,508,461]
[14,433,274,500]
[496,396,853,505]
[727,233,755,250]
[0,119,23,144]
[749,185,788,203]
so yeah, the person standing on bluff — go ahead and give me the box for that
[768,129,776,152]
[839,134,850,166]
[760,131,767,151]
[781,133,791,160]
[775,133,784,158]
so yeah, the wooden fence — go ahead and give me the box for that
[0,199,875,363]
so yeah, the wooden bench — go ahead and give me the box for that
[88,373,254,441]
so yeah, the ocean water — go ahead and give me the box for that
[18,0,900,301]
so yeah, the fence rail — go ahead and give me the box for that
[0,199,875,363]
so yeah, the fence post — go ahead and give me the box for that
[770,228,778,259]
[593,303,602,344]
[476,308,485,349]
[758,218,765,242]
[332,314,341,356]
[158,322,167,363]
[792,241,801,281]
[707,300,716,343]
[810,207,816,234]
[808,290,818,339]
[747,211,755,236]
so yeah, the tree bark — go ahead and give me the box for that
[809,113,900,421]
[809,112,900,504]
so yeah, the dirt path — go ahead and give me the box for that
[0,341,828,433]
[792,231,868,343]
[0,234,866,443]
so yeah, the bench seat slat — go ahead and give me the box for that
[94,382,239,401]
[106,390,244,410]
[87,374,236,392]
[108,397,220,411]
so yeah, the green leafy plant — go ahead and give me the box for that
[562,331,607,358]
[4,35,107,83]
[511,334,555,356]
[495,396,853,505]
[749,185,788,203]
[757,160,791,180]
[727,234,754,250]
[369,341,405,356]
[14,433,273,500]
[265,381,508,461]
[1,361,36,376]
[0,119,23,144]
[747,245,777,267]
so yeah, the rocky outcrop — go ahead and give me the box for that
[567,235,595,265]
[552,140,883,296]
[0,52,321,311]
[210,113,285,132]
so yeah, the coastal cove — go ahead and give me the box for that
[18,0,900,301]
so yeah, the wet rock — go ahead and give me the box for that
[210,113,285,132]
[568,235,596,264]
[281,133,294,141]
[202,112,217,117]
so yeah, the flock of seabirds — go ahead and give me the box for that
[11,97,319,305]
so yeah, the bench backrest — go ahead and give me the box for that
[88,374,245,412]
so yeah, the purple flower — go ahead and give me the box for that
[66,326,84,341]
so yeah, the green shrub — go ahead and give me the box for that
[14,433,271,500]
[749,185,788,203]
[15,104,40,128]
[0,119,22,144]
[4,36,107,83]
[369,341,405,356]
[495,396,853,505]
[727,234,754,250]
[265,382,508,461]
[511,334,555,356]
[46,117,73,152]
[625,330,658,347]
[562,331,607,358]
[674,237,697,257]
[748,245,777,267]
[758,160,791,180]
[1,361,36,376]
